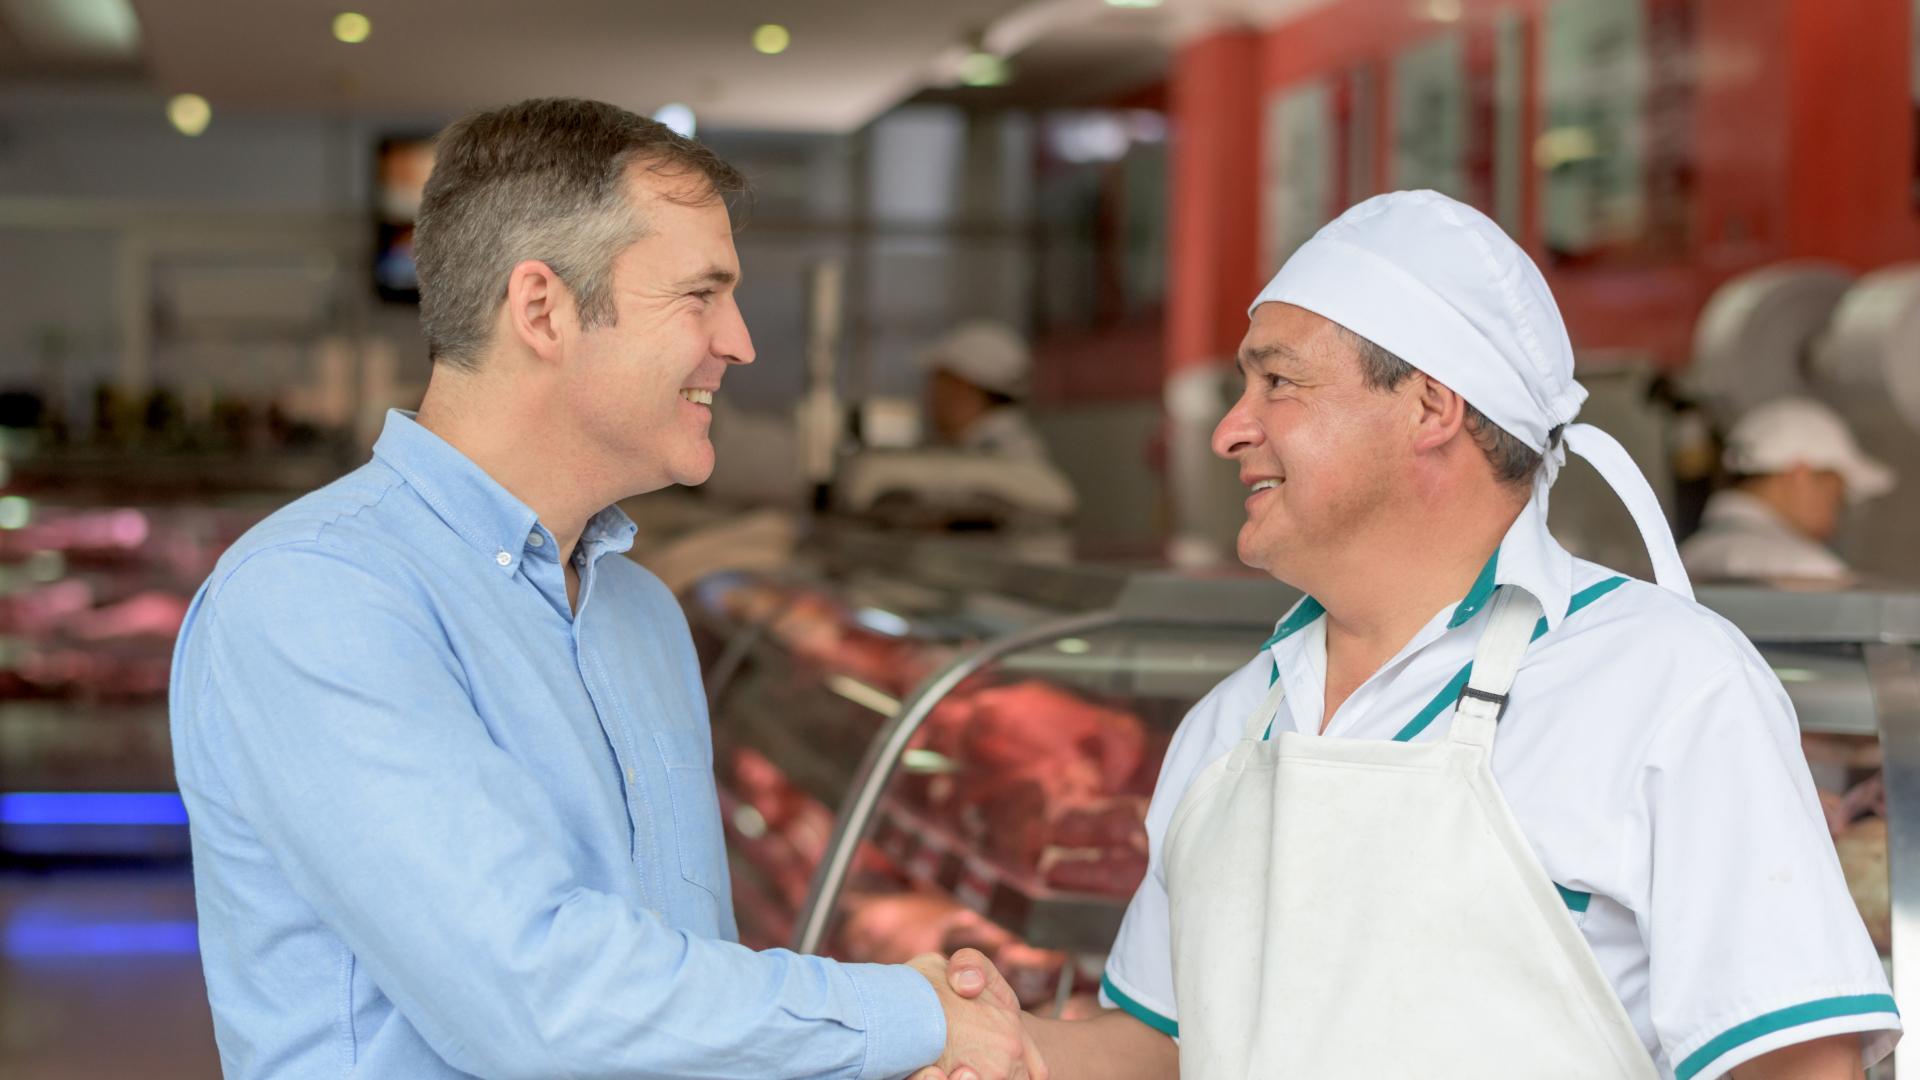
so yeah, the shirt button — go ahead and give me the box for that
[528,532,545,548]
[495,550,511,567]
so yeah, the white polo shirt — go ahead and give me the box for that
[1101,498,1899,1080]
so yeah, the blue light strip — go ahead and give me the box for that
[0,792,188,826]
[4,917,200,957]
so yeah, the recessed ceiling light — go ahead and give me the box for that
[1,0,141,59]
[332,12,371,44]
[752,23,789,55]
[1105,0,1163,7]
[958,51,1009,87]
[652,103,696,138]
[167,93,211,137]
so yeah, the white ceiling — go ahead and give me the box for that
[110,0,1182,132]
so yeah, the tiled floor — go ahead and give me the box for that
[0,864,220,1079]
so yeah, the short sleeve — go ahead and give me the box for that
[1100,659,1264,1037]
[1635,658,1900,1079]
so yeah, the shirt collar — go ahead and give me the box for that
[1260,494,1577,650]
[371,409,638,573]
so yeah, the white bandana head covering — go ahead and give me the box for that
[1249,190,1693,599]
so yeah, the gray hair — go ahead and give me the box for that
[414,98,749,369]
[1339,328,1546,488]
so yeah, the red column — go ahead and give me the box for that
[1166,29,1263,375]
[1783,0,1920,266]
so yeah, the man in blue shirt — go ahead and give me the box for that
[170,98,1038,1080]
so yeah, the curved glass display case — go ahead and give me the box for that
[689,549,1920,1059]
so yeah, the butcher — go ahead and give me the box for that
[937,191,1899,1079]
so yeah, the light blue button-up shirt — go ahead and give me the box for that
[170,411,945,1080]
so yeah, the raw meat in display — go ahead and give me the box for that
[990,941,1069,1007]
[1037,845,1150,895]
[65,590,191,641]
[1047,795,1150,852]
[838,892,983,962]
[835,891,1075,1009]
[1820,774,1887,837]
[956,683,1146,791]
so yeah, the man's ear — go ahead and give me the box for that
[502,259,570,365]
[1410,373,1471,454]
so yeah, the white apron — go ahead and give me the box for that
[1162,586,1661,1079]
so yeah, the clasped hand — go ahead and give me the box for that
[906,948,1048,1080]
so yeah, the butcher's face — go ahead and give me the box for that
[1212,303,1414,583]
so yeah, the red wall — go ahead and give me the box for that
[1164,0,1920,375]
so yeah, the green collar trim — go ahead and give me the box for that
[1260,549,1499,654]
[1260,597,1325,650]
[1389,575,1628,743]
[1447,550,1500,628]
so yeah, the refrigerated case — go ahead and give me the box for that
[692,546,1920,1053]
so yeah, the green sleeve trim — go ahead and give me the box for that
[1101,972,1179,1038]
[1675,994,1900,1080]
[1554,884,1591,913]
[1392,576,1629,743]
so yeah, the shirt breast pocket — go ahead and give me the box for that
[652,728,727,901]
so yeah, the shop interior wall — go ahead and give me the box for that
[1161,0,1920,581]
[0,92,1171,549]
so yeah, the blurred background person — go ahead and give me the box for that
[1681,397,1897,585]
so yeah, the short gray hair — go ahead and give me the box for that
[1339,328,1546,488]
[414,98,749,369]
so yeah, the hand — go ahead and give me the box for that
[906,950,1047,1080]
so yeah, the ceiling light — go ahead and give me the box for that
[958,51,1010,87]
[1425,0,1463,22]
[752,23,790,55]
[332,12,371,44]
[1105,0,1163,7]
[166,94,211,137]
[1533,127,1598,169]
[0,0,141,59]
[652,103,696,138]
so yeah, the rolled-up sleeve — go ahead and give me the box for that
[195,544,945,1080]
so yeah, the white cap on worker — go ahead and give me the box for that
[1249,190,1695,599]
[1724,396,1896,502]
[919,320,1031,398]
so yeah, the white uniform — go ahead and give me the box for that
[1681,489,1854,583]
[1101,497,1899,1079]
[959,406,1054,463]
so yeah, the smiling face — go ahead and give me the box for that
[562,167,754,494]
[1212,302,1418,581]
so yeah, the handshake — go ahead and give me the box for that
[906,948,1049,1080]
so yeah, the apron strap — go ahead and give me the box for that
[1243,671,1289,741]
[1450,586,1545,746]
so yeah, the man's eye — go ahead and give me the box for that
[689,289,715,302]
[1265,374,1290,390]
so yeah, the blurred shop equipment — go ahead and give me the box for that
[1685,263,1920,584]
[1689,263,1855,421]
[686,534,1920,1036]
[1681,398,1897,585]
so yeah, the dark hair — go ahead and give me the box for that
[1339,327,1545,488]
[414,98,749,368]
